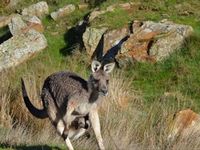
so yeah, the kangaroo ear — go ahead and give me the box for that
[91,60,101,72]
[103,62,115,73]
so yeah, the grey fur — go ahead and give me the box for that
[21,60,115,150]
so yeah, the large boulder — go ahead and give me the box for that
[119,26,158,62]
[8,15,44,35]
[51,4,76,21]
[82,26,130,58]
[0,29,47,72]
[0,14,47,72]
[21,1,49,18]
[82,20,193,64]
[168,109,200,142]
[120,20,193,62]
[146,20,193,61]
[104,26,130,52]
[83,27,107,56]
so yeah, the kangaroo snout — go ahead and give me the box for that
[99,86,108,96]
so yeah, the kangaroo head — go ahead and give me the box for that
[89,60,115,96]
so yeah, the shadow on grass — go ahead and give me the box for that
[60,13,90,56]
[0,144,62,150]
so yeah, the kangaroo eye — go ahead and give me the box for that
[106,80,109,84]
[93,79,99,83]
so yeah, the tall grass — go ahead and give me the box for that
[0,64,198,149]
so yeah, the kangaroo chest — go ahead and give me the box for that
[74,103,96,116]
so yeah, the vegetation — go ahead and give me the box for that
[0,0,200,149]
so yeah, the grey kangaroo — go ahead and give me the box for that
[21,59,115,150]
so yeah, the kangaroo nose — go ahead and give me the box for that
[100,87,108,96]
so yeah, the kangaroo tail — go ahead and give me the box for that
[21,78,48,119]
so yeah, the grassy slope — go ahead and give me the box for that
[0,0,200,149]
[91,0,200,109]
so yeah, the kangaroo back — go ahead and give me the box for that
[21,78,48,119]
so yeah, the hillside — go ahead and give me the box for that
[0,0,200,149]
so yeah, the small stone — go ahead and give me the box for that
[22,1,49,18]
[51,4,76,21]
[78,4,89,10]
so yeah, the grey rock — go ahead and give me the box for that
[8,14,27,35]
[22,1,49,18]
[104,27,130,52]
[83,27,107,56]
[88,7,114,22]
[117,20,193,63]
[51,4,76,21]
[8,15,44,35]
[145,20,194,61]
[78,4,89,10]
[0,29,47,72]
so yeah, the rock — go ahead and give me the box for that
[0,29,47,72]
[23,16,44,33]
[22,1,49,18]
[51,4,76,21]
[118,20,193,63]
[132,20,143,33]
[78,4,89,10]
[88,2,140,23]
[168,109,200,142]
[89,7,114,22]
[83,27,107,56]
[118,27,158,62]
[8,15,44,36]
[119,2,140,11]
[119,3,132,10]
[88,2,140,22]
[82,17,193,64]
[145,21,193,61]
[104,26,130,52]
[8,15,27,35]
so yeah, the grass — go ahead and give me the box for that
[125,33,200,109]
[1,0,200,149]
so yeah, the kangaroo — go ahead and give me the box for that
[21,60,115,150]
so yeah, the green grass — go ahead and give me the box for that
[91,7,132,29]
[88,0,200,111]
[125,33,200,110]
